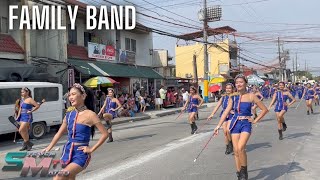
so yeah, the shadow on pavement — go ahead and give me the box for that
[113,122,175,131]
[249,162,305,180]
[246,142,272,152]
[116,134,157,142]
[285,132,312,140]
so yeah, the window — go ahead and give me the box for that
[131,39,136,52]
[84,32,92,47]
[0,88,21,105]
[34,87,59,102]
[125,38,136,52]
[125,38,130,51]
[68,24,77,44]
[0,17,8,33]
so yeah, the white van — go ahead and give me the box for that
[0,82,63,138]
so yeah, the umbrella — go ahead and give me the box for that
[209,77,226,84]
[84,76,119,88]
[209,85,221,93]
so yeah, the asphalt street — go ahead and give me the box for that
[0,99,319,180]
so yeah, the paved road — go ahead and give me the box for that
[0,100,319,180]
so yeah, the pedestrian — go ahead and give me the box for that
[252,86,264,119]
[98,88,122,143]
[135,88,141,112]
[42,83,108,180]
[159,85,167,108]
[302,83,316,115]
[207,83,234,155]
[268,82,296,140]
[297,83,304,99]
[139,95,147,113]
[181,88,189,107]
[16,87,41,151]
[181,86,204,134]
[213,74,269,180]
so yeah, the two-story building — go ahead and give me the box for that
[1,0,163,95]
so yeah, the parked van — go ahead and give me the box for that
[0,82,63,138]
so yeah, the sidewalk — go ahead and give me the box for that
[102,102,217,125]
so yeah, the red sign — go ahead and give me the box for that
[106,45,115,56]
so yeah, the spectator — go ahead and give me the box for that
[181,88,189,105]
[159,85,167,108]
[119,94,125,105]
[135,88,141,112]
[139,95,147,113]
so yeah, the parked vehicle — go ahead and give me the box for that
[0,82,63,138]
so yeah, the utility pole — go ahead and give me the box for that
[278,37,282,81]
[203,0,209,103]
[292,56,295,83]
[193,54,198,88]
[305,60,307,77]
[238,44,241,73]
[296,53,298,81]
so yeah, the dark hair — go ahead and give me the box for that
[278,81,285,86]
[235,74,248,83]
[70,84,96,139]
[226,83,234,89]
[22,87,32,98]
[190,86,197,93]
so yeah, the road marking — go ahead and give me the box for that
[80,132,210,180]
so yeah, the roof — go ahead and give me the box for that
[67,44,91,60]
[178,26,236,41]
[0,34,24,54]
[69,59,163,79]
[0,82,62,88]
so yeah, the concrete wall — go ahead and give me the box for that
[175,40,232,79]
[153,49,168,67]
[120,30,153,66]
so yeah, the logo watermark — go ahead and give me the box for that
[2,152,69,177]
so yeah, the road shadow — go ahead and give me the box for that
[249,162,305,180]
[246,142,272,152]
[285,132,312,140]
[311,112,320,115]
[116,133,157,142]
[260,118,275,123]
[113,122,175,131]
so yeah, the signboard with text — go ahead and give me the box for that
[88,42,115,61]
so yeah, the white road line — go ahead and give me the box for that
[79,132,211,180]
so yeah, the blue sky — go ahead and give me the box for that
[86,0,320,75]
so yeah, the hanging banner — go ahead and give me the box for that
[88,42,115,61]
[68,68,75,88]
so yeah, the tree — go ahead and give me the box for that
[296,70,313,80]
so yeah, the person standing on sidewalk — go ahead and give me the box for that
[159,85,167,109]
[43,83,108,180]
[135,88,141,112]
[207,83,234,155]
[181,86,204,134]
[16,87,41,151]
[98,88,122,143]
[214,74,269,180]
[268,82,296,140]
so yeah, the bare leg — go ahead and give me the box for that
[53,162,83,180]
[232,134,241,172]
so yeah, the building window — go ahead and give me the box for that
[84,32,92,47]
[68,24,77,44]
[34,87,59,102]
[125,38,136,52]
[0,17,8,33]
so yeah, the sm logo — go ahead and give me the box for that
[2,152,69,177]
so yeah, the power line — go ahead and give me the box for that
[140,0,202,25]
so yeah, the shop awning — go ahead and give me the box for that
[0,59,35,81]
[69,59,163,79]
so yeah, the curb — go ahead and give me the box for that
[155,105,208,117]
[101,115,151,126]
